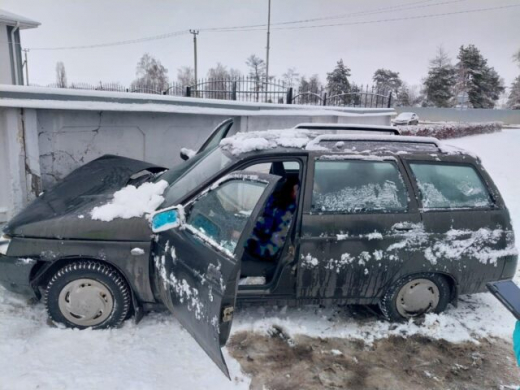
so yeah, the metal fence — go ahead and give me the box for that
[30,79,393,108]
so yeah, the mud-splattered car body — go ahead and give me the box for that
[0,127,517,377]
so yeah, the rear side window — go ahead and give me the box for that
[409,163,492,209]
[312,160,408,213]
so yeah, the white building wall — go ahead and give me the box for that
[0,108,29,222]
[0,24,12,84]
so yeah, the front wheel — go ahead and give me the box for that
[379,273,451,322]
[44,261,131,329]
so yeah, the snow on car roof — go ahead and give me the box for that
[219,129,315,155]
[218,128,465,157]
[395,112,416,119]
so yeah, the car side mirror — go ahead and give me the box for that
[151,206,185,233]
[180,148,196,161]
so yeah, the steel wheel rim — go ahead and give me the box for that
[58,278,114,327]
[396,278,440,318]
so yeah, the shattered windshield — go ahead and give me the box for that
[160,147,234,205]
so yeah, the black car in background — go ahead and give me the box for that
[0,123,516,377]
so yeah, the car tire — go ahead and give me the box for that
[44,261,131,329]
[379,273,450,322]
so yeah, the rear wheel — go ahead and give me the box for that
[44,261,131,329]
[379,273,450,322]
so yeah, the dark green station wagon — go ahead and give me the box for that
[0,123,516,376]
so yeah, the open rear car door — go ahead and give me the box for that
[151,171,282,377]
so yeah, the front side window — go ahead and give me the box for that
[186,180,267,253]
[312,160,408,213]
[410,163,492,209]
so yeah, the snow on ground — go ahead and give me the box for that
[0,129,519,390]
[0,291,250,390]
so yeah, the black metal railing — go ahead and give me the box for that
[30,79,394,108]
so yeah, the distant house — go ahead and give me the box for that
[0,9,40,85]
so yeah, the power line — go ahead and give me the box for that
[209,3,520,33]
[200,0,460,32]
[26,0,438,50]
[25,1,520,51]
[29,29,189,51]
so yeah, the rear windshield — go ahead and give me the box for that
[409,162,492,210]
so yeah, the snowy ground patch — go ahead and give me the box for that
[0,130,519,389]
[0,288,250,390]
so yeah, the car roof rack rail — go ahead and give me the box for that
[305,134,440,150]
[293,123,400,135]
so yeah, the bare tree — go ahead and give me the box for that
[514,49,520,67]
[207,63,231,99]
[228,68,242,80]
[207,63,229,79]
[282,67,300,88]
[177,66,194,86]
[246,54,266,80]
[131,53,169,93]
[55,62,67,88]
[246,54,266,101]
[430,46,452,68]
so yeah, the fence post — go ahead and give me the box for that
[286,87,293,104]
[322,92,327,106]
[387,91,393,108]
[186,86,191,97]
[232,81,237,100]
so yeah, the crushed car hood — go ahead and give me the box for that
[3,155,166,241]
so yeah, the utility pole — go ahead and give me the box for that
[189,30,199,86]
[22,49,29,86]
[265,0,271,85]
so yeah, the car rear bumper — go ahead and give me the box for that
[0,255,38,298]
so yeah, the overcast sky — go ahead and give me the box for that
[4,0,520,89]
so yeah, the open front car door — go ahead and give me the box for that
[151,171,282,377]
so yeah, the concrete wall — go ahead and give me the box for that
[37,110,228,189]
[0,86,394,222]
[396,106,520,125]
[0,107,40,223]
[36,109,390,190]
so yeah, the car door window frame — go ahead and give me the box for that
[237,155,308,244]
[181,174,277,259]
[303,153,419,215]
[197,119,234,154]
[402,158,497,213]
